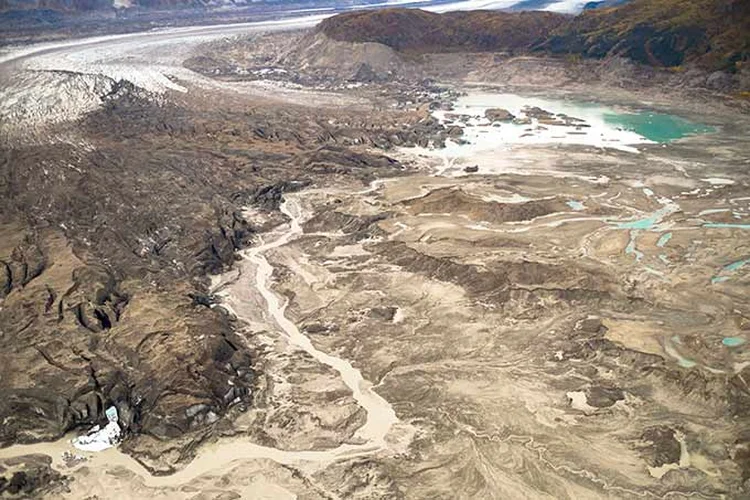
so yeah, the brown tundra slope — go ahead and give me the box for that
[320,0,750,73]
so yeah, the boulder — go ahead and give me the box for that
[584,386,624,408]
[350,63,380,83]
[446,125,464,137]
[484,108,515,122]
[368,306,398,321]
[523,106,554,120]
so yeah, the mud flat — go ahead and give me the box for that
[268,122,750,497]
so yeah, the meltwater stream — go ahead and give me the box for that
[244,196,399,447]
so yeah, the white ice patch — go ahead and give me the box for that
[425,0,533,13]
[429,92,653,159]
[392,307,405,324]
[480,193,536,204]
[566,391,598,415]
[0,71,118,144]
[72,406,122,452]
[542,0,589,14]
[700,178,735,186]
[698,208,730,216]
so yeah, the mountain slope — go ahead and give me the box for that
[318,1,750,72]
[318,9,569,54]
[544,0,750,70]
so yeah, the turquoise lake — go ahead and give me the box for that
[604,112,714,143]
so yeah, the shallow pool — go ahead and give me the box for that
[711,258,749,284]
[656,232,672,247]
[704,223,750,229]
[722,337,746,347]
[604,112,714,143]
[566,200,585,211]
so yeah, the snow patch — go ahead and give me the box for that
[701,178,734,186]
[566,391,598,415]
[543,0,589,14]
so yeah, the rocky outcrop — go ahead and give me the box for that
[282,31,409,83]
[373,240,619,314]
[249,180,311,212]
[304,208,390,237]
[301,146,403,175]
[484,108,515,122]
[0,237,45,299]
[0,454,67,497]
[403,187,568,224]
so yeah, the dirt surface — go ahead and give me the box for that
[1,18,749,499]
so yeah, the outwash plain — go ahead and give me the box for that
[1,3,750,498]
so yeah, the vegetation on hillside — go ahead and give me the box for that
[545,0,750,70]
[318,9,569,54]
[319,1,750,72]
